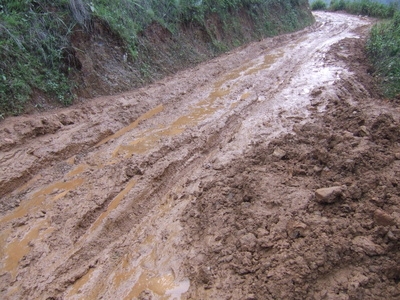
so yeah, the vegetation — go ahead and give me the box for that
[329,0,397,18]
[310,0,400,98]
[311,0,328,10]
[0,0,314,117]
[0,0,74,116]
[367,11,400,97]
[310,0,397,17]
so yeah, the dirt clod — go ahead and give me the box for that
[315,186,344,204]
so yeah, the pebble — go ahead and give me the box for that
[272,147,286,159]
[315,186,343,203]
[358,125,369,137]
[125,165,143,177]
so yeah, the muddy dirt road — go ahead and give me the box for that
[1,12,400,299]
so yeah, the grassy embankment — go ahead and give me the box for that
[0,0,314,117]
[310,0,400,98]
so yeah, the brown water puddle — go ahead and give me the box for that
[15,174,42,194]
[112,52,281,158]
[66,164,89,178]
[67,268,96,298]
[79,179,136,240]
[288,36,309,50]
[96,104,164,147]
[125,271,184,300]
[3,219,53,279]
[0,178,85,225]
[243,51,284,76]
[112,96,227,157]
[112,87,231,157]
[0,178,82,279]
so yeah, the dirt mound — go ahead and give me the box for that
[180,36,400,300]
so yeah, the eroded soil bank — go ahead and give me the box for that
[0,12,399,300]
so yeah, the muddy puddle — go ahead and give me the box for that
[0,12,384,300]
[112,51,283,159]
[1,46,284,300]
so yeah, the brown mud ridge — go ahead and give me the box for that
[0,12,399,300]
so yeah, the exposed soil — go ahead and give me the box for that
[0,12,399,300]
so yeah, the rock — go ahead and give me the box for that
[4,138,14,144]
[351,236,385,256]
[245,294,257,300]
[212,158,224,170]
[313,166,323,173]
[240,233,257,251]
[258,96,266,102]
[272,147,286,159]
[311,88,323,97]
[315,186,344,203]
[395,153,400,160]
[125,165,143,177]
[374,209,396,226]
[357,125,369,137]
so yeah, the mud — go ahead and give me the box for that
[0,12,399,300]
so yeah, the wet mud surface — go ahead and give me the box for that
[0,12,399,300]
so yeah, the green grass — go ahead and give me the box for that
[311,0,328,10]
[367,11,400,98]
[316,0,400,98]
[0,0,74,115]
[328,0,397,18]
[0,0,314,117]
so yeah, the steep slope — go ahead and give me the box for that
[0,0,313,116]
